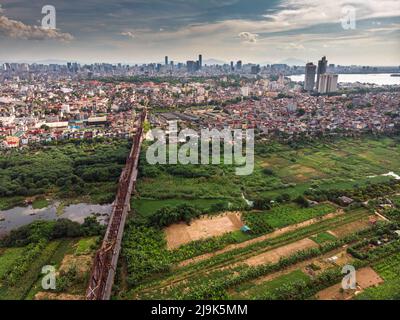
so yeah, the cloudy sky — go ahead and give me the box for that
[0,0,399,65]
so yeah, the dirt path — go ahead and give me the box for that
[178,210,343,267]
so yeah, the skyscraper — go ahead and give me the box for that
[316,56,328,91]
[198,54,202,69]
[304,63,316,91]
[165,56,169,66]
[317,74,338,94]
[186,61,197,73]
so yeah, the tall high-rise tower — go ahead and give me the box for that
[165,56,169,66]
[198,54,203,69]
[304,63,316,91]
[316,56,328,91]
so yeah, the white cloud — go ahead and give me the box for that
[260,0,400,33]
[0,14,73,41]
[120,31,135,39]
[238,31,259,43]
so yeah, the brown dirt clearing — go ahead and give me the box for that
[243,238,318,267]
[316,267,384,300]
[165,212,243,250]
[178,210,343,268]
[34,292,84,300]
[59,254,93,274]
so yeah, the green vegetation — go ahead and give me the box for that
[0,240,62,299]
[27,236,98,299]
[0,218,104,300]
[0,196,24,210]
[311,232,337,244]
[133,198,230,219]
[356,252,400,300]
[232,269,310,299]
[243,204,336,234]
[0,139,130,207]
[136,136,400,213]
[75,237,99,255]
[0,247,25,278]
[0,217,105,247]
[122,225,170,286]
[32,198,49,209]
[120,207,372,298]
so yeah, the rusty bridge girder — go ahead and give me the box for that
[86,111,147,300]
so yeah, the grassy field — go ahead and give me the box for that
[0,237,97,300]
[0,247,25,279]
[136,136,400,217]
[74,237,98,255]
[0,240,62,300]
[32,199,49,209]
[243,203,336,232]
[311,232,337,244]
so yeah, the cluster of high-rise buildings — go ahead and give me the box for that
[162,54,203,73]
[304,56,338,94]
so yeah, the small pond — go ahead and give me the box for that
[0,202,112,237]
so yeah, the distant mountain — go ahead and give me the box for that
[259,58,306,66]
[204,58,227,65]
[34,59,70,65]
[0,59,71,65]
[278,58,306,66]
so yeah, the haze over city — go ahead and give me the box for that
[0,0,399,65]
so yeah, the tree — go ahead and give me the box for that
[253,198,271,210]
[295,195,310,208]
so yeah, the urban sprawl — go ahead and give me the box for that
[1,56,399,148]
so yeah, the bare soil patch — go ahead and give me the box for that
[328,217,372,238]
[34,292,83,300]
[316,267,384,300]
[178,210,343,268]
[165,212,243,250]
[243,238,318,267]
[59,254,93,274]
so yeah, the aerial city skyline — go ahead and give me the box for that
[0,0,399,65]
[0,0,400,305]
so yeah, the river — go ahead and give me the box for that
[288,73,400,86]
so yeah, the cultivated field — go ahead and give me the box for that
[116,135,400,300]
